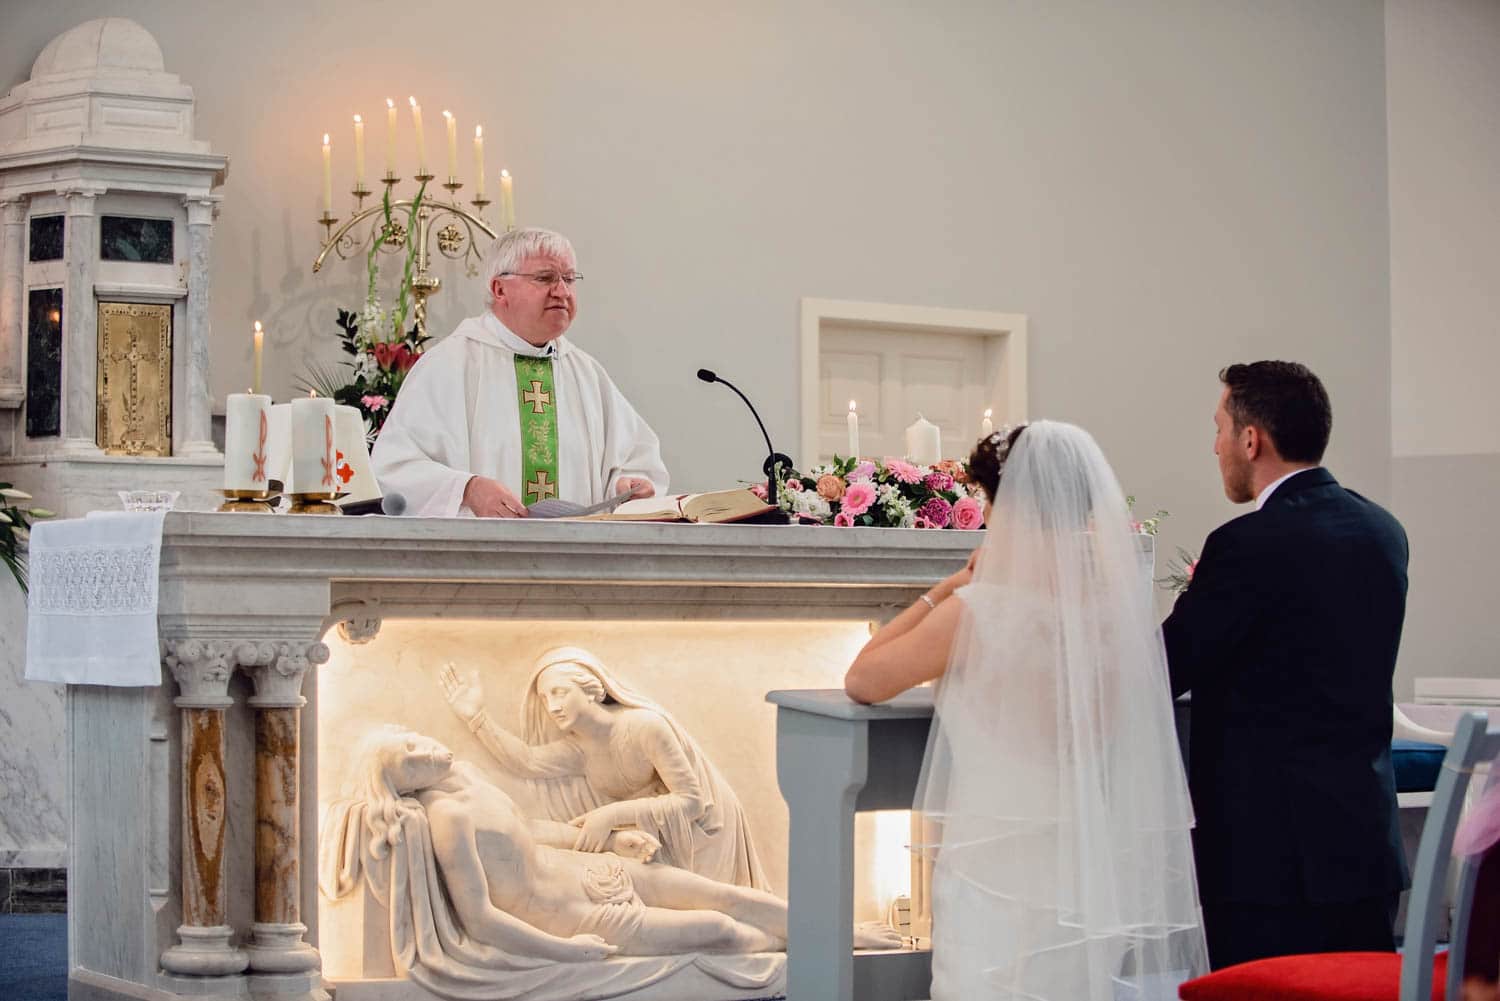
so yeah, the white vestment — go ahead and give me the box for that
[371,312,668,517]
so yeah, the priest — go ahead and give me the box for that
[371,228,668,517]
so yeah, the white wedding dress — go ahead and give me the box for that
[915,421,1208,1001]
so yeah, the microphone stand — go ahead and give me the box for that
[697,368,794,523]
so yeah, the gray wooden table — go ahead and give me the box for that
[768,688,936,1001]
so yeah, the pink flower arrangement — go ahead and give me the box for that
[952,496,985,530]
[833,511,854,527]
[841,481,877,517]
[918,496,953,528]
[883,458,923,485]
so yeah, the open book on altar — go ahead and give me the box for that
[583,488,776,524]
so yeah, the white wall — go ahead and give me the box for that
[1386,0,1500,696]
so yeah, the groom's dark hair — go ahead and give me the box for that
[1219,361,1332,463]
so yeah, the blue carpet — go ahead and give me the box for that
[0,914,67,1001]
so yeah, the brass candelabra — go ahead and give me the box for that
[311,172,503,338]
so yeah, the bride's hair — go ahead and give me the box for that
[966,424,1028,502]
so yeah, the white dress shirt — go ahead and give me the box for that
[1255,467,1318,511]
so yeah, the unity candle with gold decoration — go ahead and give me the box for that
[223,392,272,492]
[905,414,941,465]
[291,394,337,496]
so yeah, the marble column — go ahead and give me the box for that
[160,639,250,989]
[59,186,103,455]
[178,196,221,457]
[242,640,327,997]
[0,198,25,409]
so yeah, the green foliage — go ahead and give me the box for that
[0,483,55,593]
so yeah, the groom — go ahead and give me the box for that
[1162,361,1409,970]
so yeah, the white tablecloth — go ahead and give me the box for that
[24,510,166,686]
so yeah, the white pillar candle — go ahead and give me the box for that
[353,114,366,188]
[473,126,485,199]
[224,393,272,492]
[904,414,941,466]
[443,110,457,179]
[291,395,337,496]
[500,169,515,230]
[384,98,397,175]
[980,407,994,439]
[265,403,293,492]
[333,405,380,505]
[409,97,427,175]
[847,400,859,459]
[320,134,333,214]
[252,321,264,395]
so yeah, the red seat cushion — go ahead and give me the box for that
[1179,951,1449,1001]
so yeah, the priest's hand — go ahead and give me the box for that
[439,663,486,721]
[463,475,528,517]
[614,477,655,500]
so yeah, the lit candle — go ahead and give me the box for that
[252,321,264,395]
[409,97,427,175]
[224,392,272,492]
[904,414,941,466]
[352,114,366,188]
[980,407,994,439]
[291,394,337,496]
[320,133,332,214]
[443,110,457,179]
[384,98,396,175]
[500,169,515,230]
[847,400,859,459]
[473,126,486,199]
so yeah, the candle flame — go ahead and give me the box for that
[849,400,856,412]
[475,125,483,138]
[308,389,316,398]
[353,113,362,124]
[322,133,330,145]
[386,97,395,109]
[254,320,263,333]
[984,407,992,418]
[247,387,253,394]
[443,110,453,120]
[409,96,418,108]
[501,168,511,178]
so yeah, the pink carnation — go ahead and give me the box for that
[883,458,923,484]
[952,496,985,530]
[833,511,854,527]
[841,481,877,517]
[849,461,877,482]
[362,394,390,410]
[923,471,955,493]
[918,496,953,528]
[786,478,804,493]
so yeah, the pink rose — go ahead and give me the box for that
[833,511,854,527]
[786,478,804,493]
[841,481,876,517]
[952,496,984,530]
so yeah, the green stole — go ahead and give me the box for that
[514,355,560,504]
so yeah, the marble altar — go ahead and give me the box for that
[66,515,972,1000]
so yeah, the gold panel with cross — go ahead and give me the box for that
[97,302,173,456]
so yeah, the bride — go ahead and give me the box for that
[845,420,1208,1001]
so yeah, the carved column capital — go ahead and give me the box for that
[0,198,27,224]
[59,186,104,215]
[243,640,330,708]
[183,194,222,226]
[163,639,237,708]
[330,599,383,645]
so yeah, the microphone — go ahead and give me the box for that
[339,492,407,516]
[696,369,794,516]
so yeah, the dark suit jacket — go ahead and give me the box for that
[1162,467,1409,906]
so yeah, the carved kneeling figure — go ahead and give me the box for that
[323,725,899,968]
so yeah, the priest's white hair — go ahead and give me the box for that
[483,227,576,299]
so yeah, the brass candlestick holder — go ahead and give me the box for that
[289,491,342,515]
[218,487,280,513]
[312,180,498,340]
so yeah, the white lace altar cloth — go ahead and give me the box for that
[25,511,166,685]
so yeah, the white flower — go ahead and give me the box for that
[0,488,32,500]
[791,492,831,520]
[0,511,11,524]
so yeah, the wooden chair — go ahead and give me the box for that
[1179,711,1497,1001]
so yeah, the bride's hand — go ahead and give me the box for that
[930,549,982,604]
[439,663,486,721]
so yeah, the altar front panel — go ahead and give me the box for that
[316,617,913,982]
